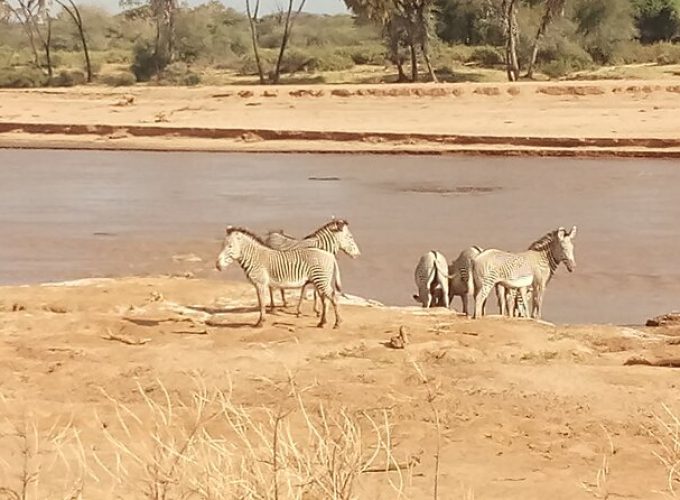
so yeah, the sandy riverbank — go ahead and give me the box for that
[0,276,679,498]
[2,80,680,156]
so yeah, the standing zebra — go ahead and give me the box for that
[448,245,484,316]
[471,226,577,319]
[215,227,343,328]
[264,219,360,314]
[413,251,450,308]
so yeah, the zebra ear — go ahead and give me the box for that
[557,227,566,240]
[225,225,233,234]
[568,225,577,238]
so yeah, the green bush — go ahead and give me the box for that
[159,62,201,85]
[345,45,385,65]
[0,66,48,88]
[50,68,86,87]
[467,45,504,66]
[308,51,355,72]
[438,44,475,64]
[99,70,137,86]
[131,40,169,82]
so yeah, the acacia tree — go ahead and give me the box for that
[56,0,92,81]
[271,0,307,84]
[526,0,566,78]
[502,0,519,81]
[344,0,438,82]
[4,0,53,77]
[245,0,265,83]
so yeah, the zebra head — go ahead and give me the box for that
[332,221,361,258]
[216,226,242,271]
[554,225,577,272]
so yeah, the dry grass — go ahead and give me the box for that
[0,375,416,499]
[647,403,680,497]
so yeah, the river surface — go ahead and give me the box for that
[1,149,678,324]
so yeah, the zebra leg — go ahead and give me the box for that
[313,290,321,317]
[268,287,276,310]
[461,294,468,316]
[518,287,530,318]
[317,293,328,328]
[255,285,266,328]
[495,284,507,316]
[533,286,544,319]
[295,284,306,317]
[330,291,342,329]
[473,285,492,319]
[505,289,515,318]
[280,289,288,308]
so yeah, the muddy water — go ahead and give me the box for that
[1,149,678,324]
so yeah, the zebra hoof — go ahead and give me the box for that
[333,323,341,329]
[317,321,327,328]
[254,321,264,328]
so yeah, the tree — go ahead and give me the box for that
[526,0,566,78]
[502,0,519,81]
[633,0,680,43]
[344,0,438,82]
[56,0,93,82]
[271,0,307,84]
[245,0,265,84]
[4,0,53,77]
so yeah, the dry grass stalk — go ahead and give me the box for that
[647,403,680,496]
[412,362,442,500]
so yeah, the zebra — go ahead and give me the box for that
[215,226,343,328]
[413,251,449,308]
[471,226,577,319]
[447,245,484,316]
[264,219,360,315]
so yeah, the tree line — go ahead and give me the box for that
[0,0,679,86]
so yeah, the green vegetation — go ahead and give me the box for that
[0,0,679,87]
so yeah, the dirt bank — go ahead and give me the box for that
[1,80,680,156]
[1,276,679,498]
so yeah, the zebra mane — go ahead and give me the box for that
[225,226,268,246]
[304,219,348,239]
[528,228,563,251]
[266,228,296,239]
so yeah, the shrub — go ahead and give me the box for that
[438,44,475,64]
[468,45,504,66]
[99,70,137,86]
[159,62,202,86]
[0,66,48,88]
[131,40,169,82]
[307,51,355,72]
[345,45,385,65]
[49,68,86,87]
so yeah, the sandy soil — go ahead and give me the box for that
[1,80,680,156]
[1,276,679,498]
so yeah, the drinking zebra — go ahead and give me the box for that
[448,245,484,316]
[413,250,450,308]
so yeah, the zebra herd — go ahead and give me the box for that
[214,218,576,328]
[413,226,578,319]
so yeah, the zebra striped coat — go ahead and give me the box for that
[264,219,360,315]
[448,245,484,316]
[216,227,343,328]
[471,226,577,319]
[413,250,449,308]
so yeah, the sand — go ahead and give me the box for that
[1,80,680,156]
[0,276,678,498]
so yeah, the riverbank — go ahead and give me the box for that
[0,275,678,498]
[2,80,680,157]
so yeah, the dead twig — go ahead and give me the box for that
[102,330,151,345]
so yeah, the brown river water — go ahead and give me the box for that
[1,149,678,324]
